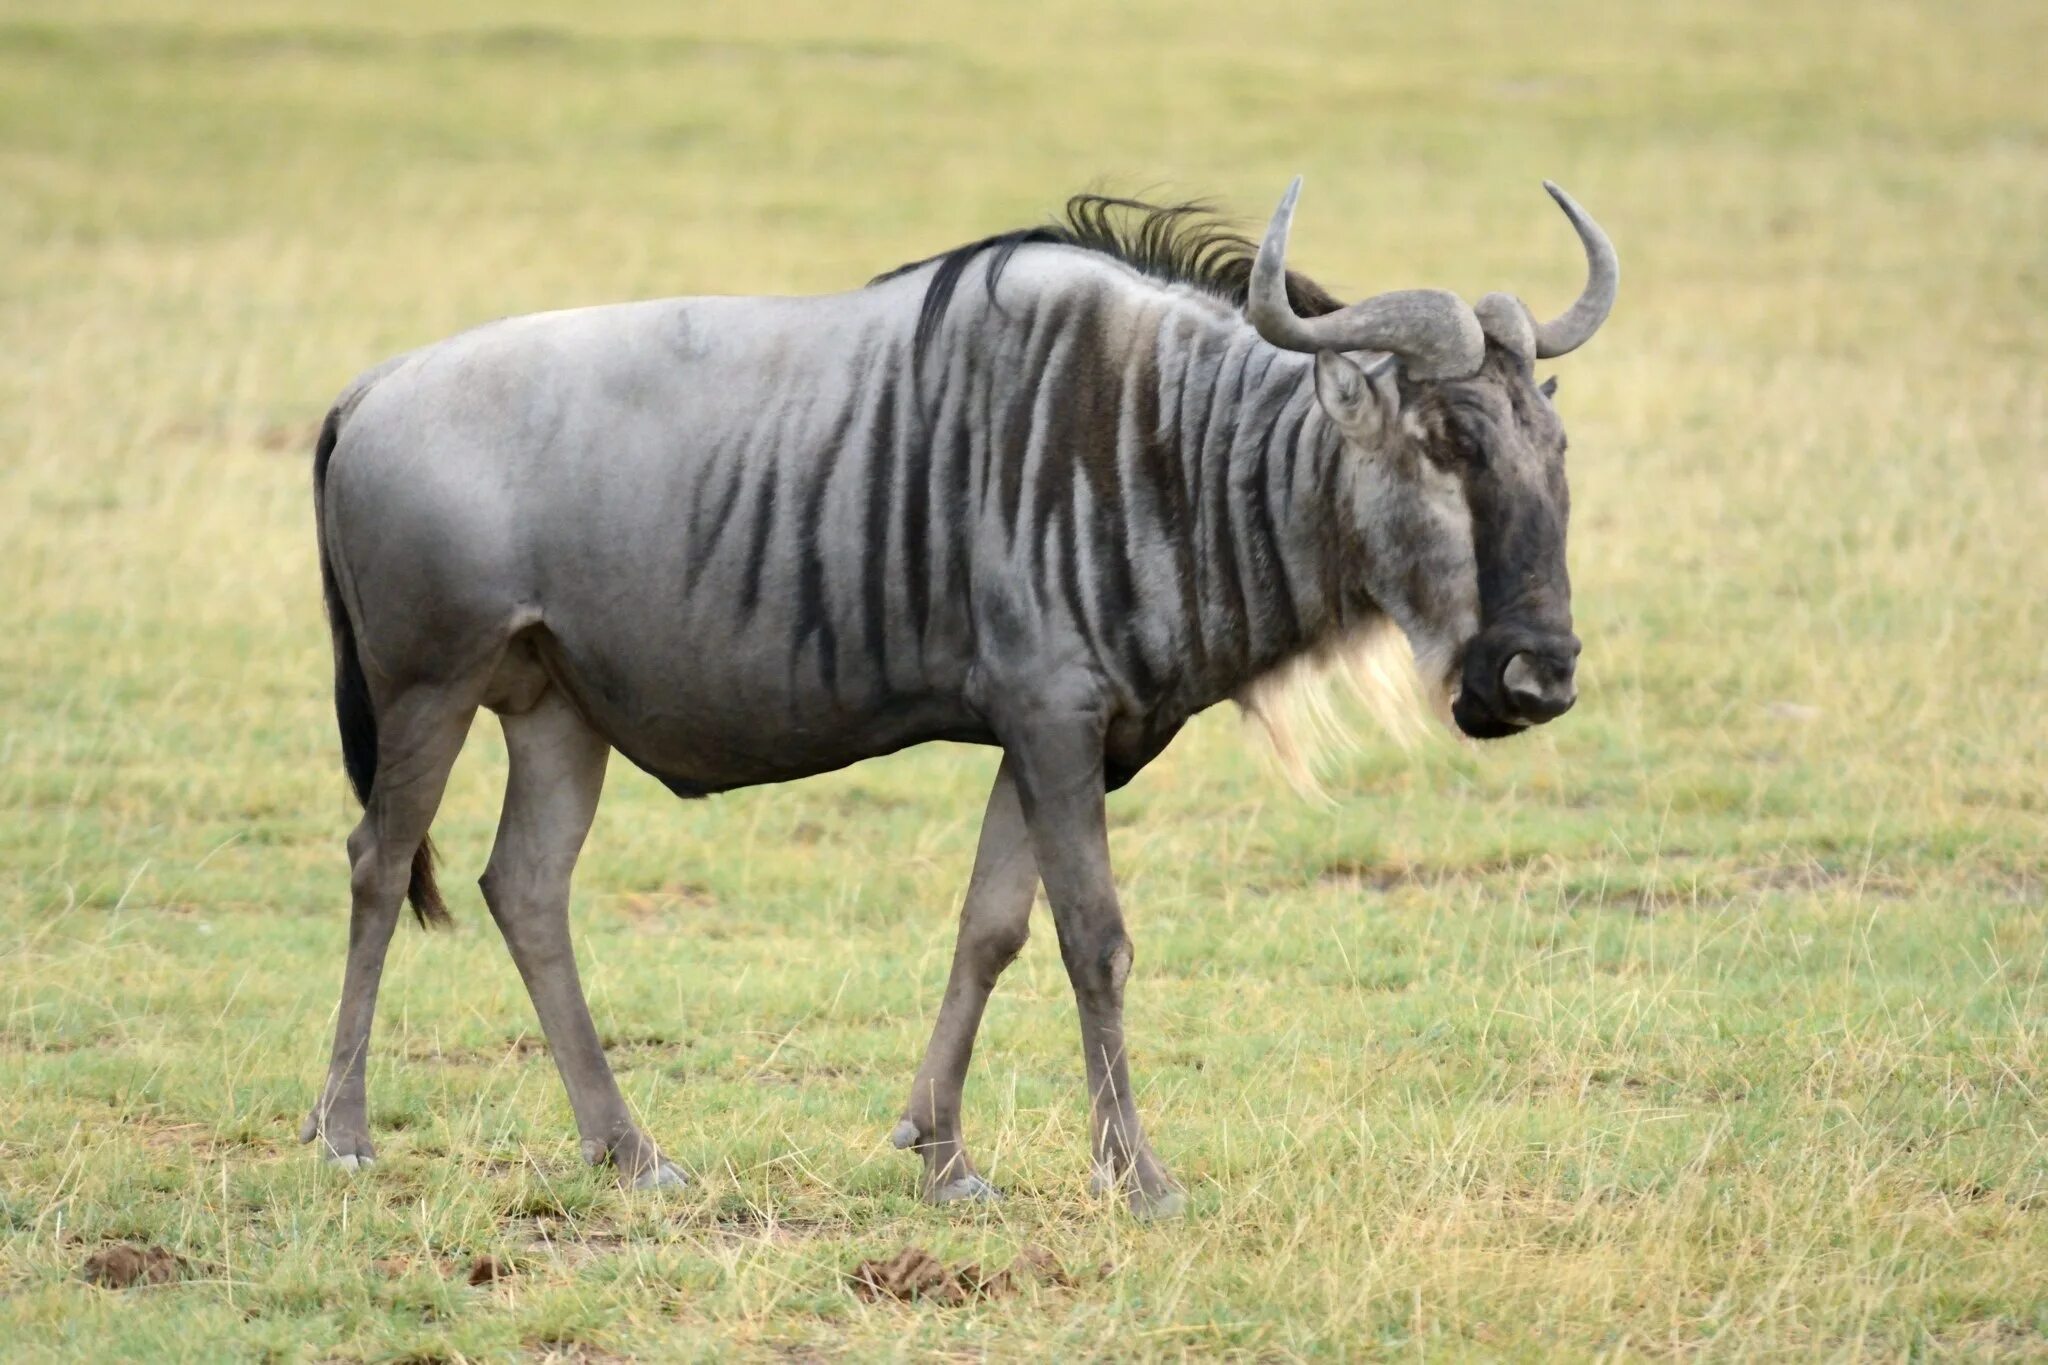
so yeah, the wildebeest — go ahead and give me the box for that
[302,178,1616,1216]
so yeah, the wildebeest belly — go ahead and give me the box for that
[528,603,991,796]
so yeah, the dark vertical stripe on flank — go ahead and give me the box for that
[1275,391,1320,635]
[1176,330,1212,569]
[1029,417,1070,587]
[1241,398,1304,659]
[1243,365,1302,622]
[738,456,779,616]
[974,331,1002,530]
[860,370,898,681]
[1157,338,1208,676]
[1300,398,1348,612]
[792,395,858,698]
[897,363,934,646]
[685,457,746,588]
[794,458,839,698]
[993,305,1040,551]
[965,336,994,544]
[1202,342,1251,667]
[935,343,975,629]
[1086,457,1137,623]
[1076,317,1141,681]
[1084,461,1157,698]
[1176,329,1219,673]
[1021,302,1074,583]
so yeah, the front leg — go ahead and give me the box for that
[1003,710,1185,1219]
[894,759,1036,1203]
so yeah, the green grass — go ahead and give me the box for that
[2,0,2045,1358]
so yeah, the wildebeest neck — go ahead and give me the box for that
[906,268,1364,733]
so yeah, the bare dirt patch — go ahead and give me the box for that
[617,881,718,925]
[369,1252,527,1286]
[1317,853,1551,891]
[0,1031,108,1054]
[404,1034,550,1066]
[522,1205,841,1255]
[751,1061,850,1088]
[527,1342,632,1364]
[846,1244,1083,1305]
[466,1253,514,1286]
[520,1216,630,1267]
[411,1032,684,1069]
[139,1121,229,1153]
[1739,860,1912,897]
[709,1207,837,1246]
[1320,855,1742,916]
[1578,879,1741,917]
[81,1242,189,1288]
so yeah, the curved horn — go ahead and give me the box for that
[1531,181,1618,358]
[1247,177,1484,381]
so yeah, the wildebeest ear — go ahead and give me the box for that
[1314,352,1396,431]
[1540,375,1559,399]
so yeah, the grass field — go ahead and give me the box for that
[3,0,2045,1358]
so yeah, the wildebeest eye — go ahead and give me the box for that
[1444,412,1489,470]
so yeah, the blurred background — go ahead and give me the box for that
[1,1,2042,1358]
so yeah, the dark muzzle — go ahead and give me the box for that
[1451,626,1580,739]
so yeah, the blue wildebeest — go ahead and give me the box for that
[303,179,1616,1215]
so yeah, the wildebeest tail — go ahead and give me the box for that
[313,406,448,928]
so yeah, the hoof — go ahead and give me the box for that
[927,1173,1002,1205]
[1128,1187,1188,1221]
[302,1109,376,1172]
[1092,1163,1186,1219]
[627,1158,688,1192]
[895,1120,996,1204]
[584,1133,683,1190]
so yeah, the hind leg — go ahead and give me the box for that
[481,686,682,1189]
[303,686,475,1169]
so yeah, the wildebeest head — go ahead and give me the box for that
[1246,179,1617,740]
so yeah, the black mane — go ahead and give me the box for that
[873,193,1346,368]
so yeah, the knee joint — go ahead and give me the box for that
[477,866,534,928]
[1104,936,1133,992]
[348,844,404,907]
[987,920,1030,970]
[1061,929,1133,998]
[479,854,571,910]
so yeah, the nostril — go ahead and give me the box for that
[1501,651,1575,718]
[1501,653,1548,700]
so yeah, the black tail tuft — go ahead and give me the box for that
[314,407,449,930]
[407,838,447,928]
